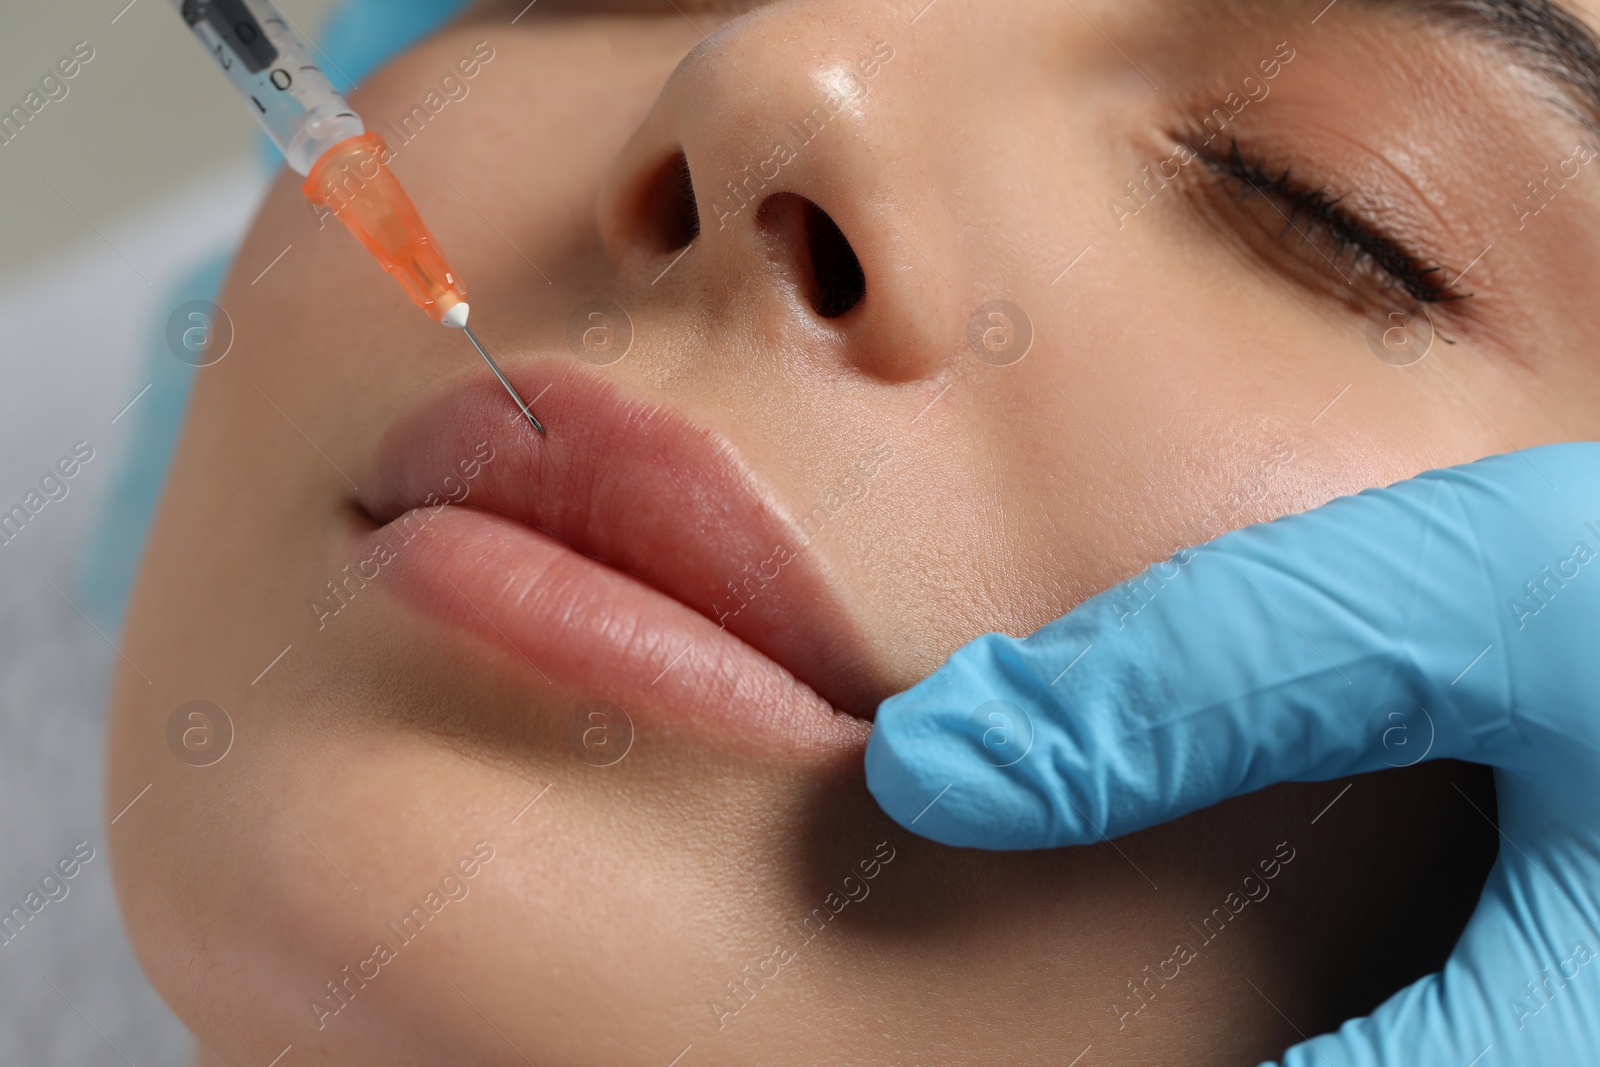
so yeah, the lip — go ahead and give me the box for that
[356,360,884,748]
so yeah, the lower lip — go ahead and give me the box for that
[353,505,871,761]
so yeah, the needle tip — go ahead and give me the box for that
[458,323,547,436]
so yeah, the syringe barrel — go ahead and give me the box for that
[172,0,363,174]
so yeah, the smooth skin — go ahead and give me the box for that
[868,444,1600,1065]
[106,0,1600,1064]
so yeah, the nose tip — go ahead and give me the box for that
[595,25,964,384]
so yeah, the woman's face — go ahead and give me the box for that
[111,0,1600,1063]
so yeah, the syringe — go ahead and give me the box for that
[171,0,546,434]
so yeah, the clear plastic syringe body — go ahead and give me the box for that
[168,0,544,429]
[170,0,474,327]
[170,0,363,175]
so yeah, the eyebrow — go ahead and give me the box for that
[1360,0,1600,131]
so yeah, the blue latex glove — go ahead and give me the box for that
[866,443,1600,1066]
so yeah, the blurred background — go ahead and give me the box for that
[0,0,333,1059]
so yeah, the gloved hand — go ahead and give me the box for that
[866,443,1600,1066]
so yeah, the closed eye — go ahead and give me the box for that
[1197,138,1468,311]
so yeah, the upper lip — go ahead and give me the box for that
[361,361,884,718]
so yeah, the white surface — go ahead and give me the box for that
[441,300,469,328]
[0,157,268,1064]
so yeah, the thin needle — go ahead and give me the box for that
[460,323,546,435]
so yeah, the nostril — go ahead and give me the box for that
[758,193,866,320]
[641,151,700,254]
[805,200,865,319]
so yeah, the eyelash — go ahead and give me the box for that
[1198,139,1466,308]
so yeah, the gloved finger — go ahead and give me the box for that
[866,443,1600,849]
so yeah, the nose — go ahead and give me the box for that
[596,13,964,383]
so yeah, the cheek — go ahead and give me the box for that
[889,264,1507,646]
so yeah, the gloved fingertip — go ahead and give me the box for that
[866,637,1070,850]
[864,710,1038,849]
[862,715,957,838]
